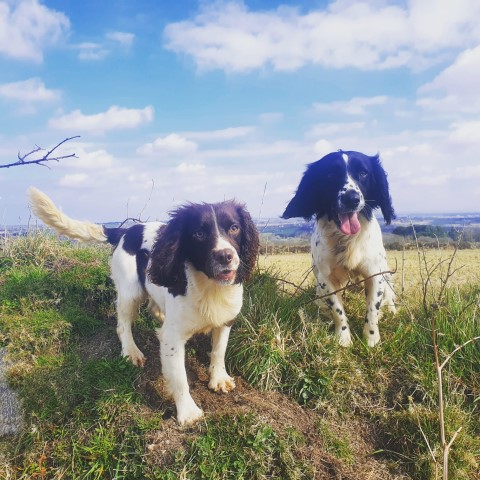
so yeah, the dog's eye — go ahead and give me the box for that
[358,170,368,179]
[229,224,240,235]
[193,230,206,240]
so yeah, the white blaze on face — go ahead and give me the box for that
[210,206,240,280]
[336,153,365,236]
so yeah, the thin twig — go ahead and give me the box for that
[137,178,155,222]
[116,217,142,229]
[439,336,480,370]
[418,419,439,479]
[1,136,80,169]
[302,265,397,307]
[293,265,315,296]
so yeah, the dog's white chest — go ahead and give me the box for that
[187,269,243,329]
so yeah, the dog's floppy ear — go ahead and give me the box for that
[235,204,259,283]
[149,210,187,296]
[369,154,395,225]
[282,162,328,220]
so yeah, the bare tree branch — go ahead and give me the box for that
[1,136,80,169]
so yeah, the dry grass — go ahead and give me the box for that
[258,249,480,294]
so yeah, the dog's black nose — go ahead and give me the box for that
[341,190,361,209]
[213,249,234,265]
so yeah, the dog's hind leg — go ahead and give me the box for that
[111,245,147,367]
[116,293,146,366]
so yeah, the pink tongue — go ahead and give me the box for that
[338,212,361,235]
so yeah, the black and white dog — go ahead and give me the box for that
[28,187,259,425]
[282,150,396,347]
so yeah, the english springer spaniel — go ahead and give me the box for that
[282,150,396,347]
[28,188,259,425]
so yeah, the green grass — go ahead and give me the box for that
[179,413,312,480]
[0,233,479,479]
[228,267,480,478]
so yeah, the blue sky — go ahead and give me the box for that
[1,0,480,224]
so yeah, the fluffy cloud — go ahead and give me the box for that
[59,173,89,187]
[180,126,254,141]
[0,0,69,62]
[307,122,365,137]
[314,96,387,116]
[0,78,60,102]
[164,1,480,72]
[417,46,480,115]
[137,133,198,156]
[175,162,206,173]
[449,121,480,145]
[76,42,109,61]
[75,32,135,61]
[49,105,154,133]
[59,144,114,170]
[105,31,135,47]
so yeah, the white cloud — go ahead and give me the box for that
[59,173,89,187]
[176,162,206,173]
[314,96,387,115]
[307,122,365,137]
[449,121,480,145]
[409,173,450,187]
[137,133,198,156]
[454,164,480,179]
[211,172,266,186]
[164,1,480,73]
[59,144,114,170]
[77,42,109,61]
[0,77,60,102]
[180,126,254,141]
[313,139,334,157]
[407,0,480,53]
[0,0,69,62]
[105,31,135,47]
[75,32,134,61]
[417,45,480,115]
[49,105,154,134]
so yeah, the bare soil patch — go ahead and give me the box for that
[103,330,411,479]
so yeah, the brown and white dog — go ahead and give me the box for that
[28,187,259,425]
[282,150,396,347]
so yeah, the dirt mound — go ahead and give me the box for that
[130,332,407,480]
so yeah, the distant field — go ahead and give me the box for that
[258,249,480,294]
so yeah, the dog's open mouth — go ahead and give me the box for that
[215,269,237,283]
[337,211,361,235]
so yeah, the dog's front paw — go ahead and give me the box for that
[208,370,236,393]
[176,400,204,426]
[336,328,352,347]
[363,326,380,347]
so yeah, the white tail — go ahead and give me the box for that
[28,187,107,243]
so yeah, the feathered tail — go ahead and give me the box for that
[28,187,107,243]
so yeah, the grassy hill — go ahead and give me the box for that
[0,234,479,479]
